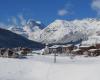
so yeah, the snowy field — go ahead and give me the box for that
[0,55,100,80]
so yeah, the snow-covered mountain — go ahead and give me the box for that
[39,18,100,44]
[40,20,86,43]
[8,18,100,44]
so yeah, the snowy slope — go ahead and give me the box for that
[23,19,43,41]
[40,20,86,43]
[1,55,100,80]
[8,26,28,38]
[23,19,45,41]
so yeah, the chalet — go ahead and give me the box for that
[88,49,100,56]
[44,44,76,54]
[0,48,18,58]
[61,45,75,53]
[79,45,96,52]
[49,45,62,53]
[0,47,32,58]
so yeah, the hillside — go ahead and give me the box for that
[0,28,44,49]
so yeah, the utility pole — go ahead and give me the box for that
[54,52,56,63]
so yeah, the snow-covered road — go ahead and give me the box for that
[0,55,100,80]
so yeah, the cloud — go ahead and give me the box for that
[18,14,26,26]
[11,16,18,25]
[91,0,100,16]
[0,23,7,29]
[58,3,73,16]
[58,9,68,16]
[0,14,27,29]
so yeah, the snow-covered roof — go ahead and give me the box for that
[49,45,61,48]
[49,44,73,48]
[61,44,73,47]
[72,49,81,52]
[88,49,98,52]
[79,45,91,48]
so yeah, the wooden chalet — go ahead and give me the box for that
[49,45,62,53]
[88,49,100,56]
[61,45,75,53]
[0,47,32,58]
[79,45,96,52]
[48,44,76,54]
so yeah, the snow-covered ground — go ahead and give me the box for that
[0,55,100,80]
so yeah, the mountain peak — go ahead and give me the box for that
[26,19,45,29]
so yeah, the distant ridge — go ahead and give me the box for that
[0,28,44,49]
